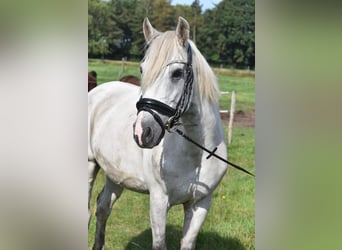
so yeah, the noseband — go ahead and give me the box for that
[136,42,194,137]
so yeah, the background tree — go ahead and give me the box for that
[88,0,255,69]
[107,0,137,59]
[197,0,255,69]
[129,0,148,60]
[190,0,202,43]
[88,0,120,58]
[146,0,176,31]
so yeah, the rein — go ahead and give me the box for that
[172,128,255,177]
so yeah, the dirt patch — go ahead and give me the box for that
[220,110,255,128]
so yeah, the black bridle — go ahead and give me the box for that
[136,42,194,136]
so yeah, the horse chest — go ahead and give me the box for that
[159,147,207,204]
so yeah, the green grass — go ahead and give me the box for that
[88,59,255,249]
[88,59,141,84]
[217,74,255,114]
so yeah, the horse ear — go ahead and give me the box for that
[176,16,190,46]
[143,17,158,43]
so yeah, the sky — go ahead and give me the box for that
[171,0,222,11]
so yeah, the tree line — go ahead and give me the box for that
[88,0,254,69]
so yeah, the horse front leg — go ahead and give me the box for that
[181,193,213,250]
[93,177,123,250]
[149,191,169,250]
[88,160,100,227]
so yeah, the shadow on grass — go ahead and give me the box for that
[124,225,246,250]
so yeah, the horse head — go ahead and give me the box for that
[133,17,195,148]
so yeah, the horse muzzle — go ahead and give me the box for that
[133,111,165,148]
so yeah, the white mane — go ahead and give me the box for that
[141,31,220,103]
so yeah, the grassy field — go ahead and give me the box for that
[88,59,255,249]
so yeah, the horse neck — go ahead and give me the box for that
[182,89,213,134]
[181,91,222,150]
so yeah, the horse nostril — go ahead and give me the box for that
[142,127,153,146]
[144,127,152,137]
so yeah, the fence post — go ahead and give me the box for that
[118,57,126,80]
[228,91,236,145]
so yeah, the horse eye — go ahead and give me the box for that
[139,66,143,74]
[171,69,183,80]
